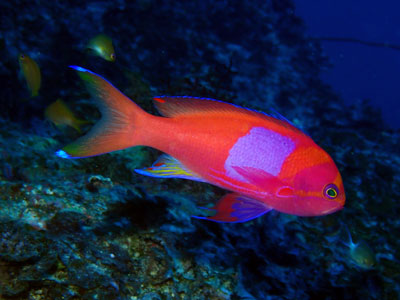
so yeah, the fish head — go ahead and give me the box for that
[109,52,116,62]
[18,53,30,68]
[291,156,346,216]
[98,47,115,61]
[19,53,26,62]
[97,46,115,61]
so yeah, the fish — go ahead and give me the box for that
[344,226,376,269]
[19,53,41,97]
[86,34,116,62]
[56,66,346,223]
[45,98,89,133]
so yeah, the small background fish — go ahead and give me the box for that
[86,34,116,62]
[19,53,41,97]
[45,98,89,132]
[345,226,376,269]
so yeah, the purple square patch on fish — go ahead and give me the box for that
[225,127,295,182]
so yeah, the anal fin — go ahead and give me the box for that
[193,193,273,223]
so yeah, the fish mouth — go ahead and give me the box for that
[321,203,344,215]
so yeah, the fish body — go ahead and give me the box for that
[87,34,115,62]
[57,66,345,222]
[19,54,41,97]
[45,99,88,132]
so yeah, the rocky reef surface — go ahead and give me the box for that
[0,0,399,299]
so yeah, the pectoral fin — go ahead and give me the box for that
[135,154,206,182]
[232,166,293,196]
[193,193,273,223]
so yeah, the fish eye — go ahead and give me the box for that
[110,53,116,60]
[323,184,338,199]
[19,54,25,59]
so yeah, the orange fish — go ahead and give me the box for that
[45,99,88,133]
[19,53,41,97]
[57,66,345,222]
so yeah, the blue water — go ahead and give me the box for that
[294,0,400,129]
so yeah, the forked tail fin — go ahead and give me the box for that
[56,66,146,159]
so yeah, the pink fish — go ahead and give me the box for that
[57,66,346,222]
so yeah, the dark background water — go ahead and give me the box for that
[294,0,400,129]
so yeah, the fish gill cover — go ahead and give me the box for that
[0,0,399,299]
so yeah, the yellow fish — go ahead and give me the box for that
[86,34,116,62]
[345,227,376,269]
[45,99,89,133]
[19,53,41,97]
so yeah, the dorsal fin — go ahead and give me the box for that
[153,96,239,117]
[153,96,307,136]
